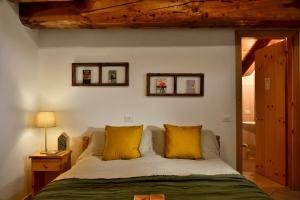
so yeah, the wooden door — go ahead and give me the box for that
[255,41,287,185]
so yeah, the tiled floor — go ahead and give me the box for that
[243,171,300,200]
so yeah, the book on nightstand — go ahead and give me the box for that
[41,150,65,156]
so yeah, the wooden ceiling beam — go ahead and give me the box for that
[17,0,300,29]
[242,39,271,76]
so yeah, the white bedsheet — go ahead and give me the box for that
[56,154,238,180]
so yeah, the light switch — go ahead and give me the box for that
[223,115,232,122]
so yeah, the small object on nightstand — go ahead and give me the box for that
[29,150,72,196]
[58,132,70,151]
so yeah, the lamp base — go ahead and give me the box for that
[40,150,59,155]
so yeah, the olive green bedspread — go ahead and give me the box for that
[33,174,270,200]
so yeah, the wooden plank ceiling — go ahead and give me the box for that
[12,0,300,29]
[241,38,285,76]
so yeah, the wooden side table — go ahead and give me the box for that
[29,150,72,195]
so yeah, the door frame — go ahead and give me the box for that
[235,30,300,189]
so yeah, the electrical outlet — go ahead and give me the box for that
[124,115,133,122]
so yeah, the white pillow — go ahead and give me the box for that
[77,127,153,161]
[201,130,220,159]
[139,129,153,155]
[77,127,105,161]
[151,127,165,156]
[150,127,220,159]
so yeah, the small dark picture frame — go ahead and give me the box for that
[72,62,129,86]
[82,70,92,84]
[146,73,204,97]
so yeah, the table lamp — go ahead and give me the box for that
[35,111,56,154]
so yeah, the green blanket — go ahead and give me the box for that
[33,175,270,200]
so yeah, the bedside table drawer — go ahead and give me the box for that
[32,159,61,171]
[30,151,72,195]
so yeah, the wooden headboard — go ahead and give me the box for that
[82,135,220,152]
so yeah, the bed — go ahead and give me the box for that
[32,128,270,200]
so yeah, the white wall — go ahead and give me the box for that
[0,1,40,199]
[38,29,237,167]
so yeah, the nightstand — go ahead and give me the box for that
[29,150,72,195]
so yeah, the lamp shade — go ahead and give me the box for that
[35,112,56,128]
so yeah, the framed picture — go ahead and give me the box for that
[108,70,117,83]
[147,73,175,96]
[176,74,204,96]
[186,80,196,93]
[73,63,100,86]
[156,78,167,94]
[146,73,204,97]
[100,63,129,86]
[72,62,129,86]
[83,70,92,84]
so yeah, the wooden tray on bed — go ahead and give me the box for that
[134,194,165,200]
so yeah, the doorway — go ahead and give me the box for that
[242,38,287,188]
[235,30,300,190]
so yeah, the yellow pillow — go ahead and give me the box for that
[103,125,143,161]
[164,124,202,159]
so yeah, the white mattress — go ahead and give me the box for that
[56,154,238,180]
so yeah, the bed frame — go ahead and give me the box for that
[82,135,221,152]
